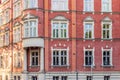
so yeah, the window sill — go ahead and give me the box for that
[101,38,112,41]
[29,65,40,68]
[84,65,95,68]
[51,65,69,68]
[101,65,113,68]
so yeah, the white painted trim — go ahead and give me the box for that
[83,0,94,12]
[101,21,112,39]
[83,21,94,39]
[101,0,112,12]
[101,48,113,66]
[84,48,95,66]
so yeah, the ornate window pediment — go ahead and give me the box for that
[22,13,38,20]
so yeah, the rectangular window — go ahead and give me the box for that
[53,76,59,80]
[0,34,3,47]
[4,32,9,46]
[32,76,37,80]
[102,23,112,39]
[13,27,21,43]
[14,76,21,80]
[102,50,112,66]
[5,10,9,23]
[102,0,111,12]
[84,0,94,11]
[52,0,68,11]
[84,49,94,66]
[87,76,92,80]
[52,21,68,38]
[52,49,68,66]
[31,51,39,66]
[104,76,110,80]
[84,23,94,39]
[61,76,67,80]
[14,2,21,18]
[0,56,3,68]
[24,20,37,38]
[24,0,38,9]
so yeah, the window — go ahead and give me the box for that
[0,56,3,68]
[52,21,68,38]
[0,34,3,47]
[84,22,94,39]
[87,76,92,80]
[24,0,38,9]
[53,76,59,80]
[102,0,111,12]
[31,51,39,66]
[51,0,68,11]
[14,76,21,80]
[4,10,9,23]
[13,27,21,43]
[24,20,38,38]
[4,31,9,46]
[104,76,110,80]
[14,53,21,67]
[102,22,112,39]
[61,76,67,80]
[84,0,94,12]
[84,49,94,66]
[14,2,21,18]
[52,49,68,66]
[102,49,112,66]
[32,76,37,80]
[0,15,3,26]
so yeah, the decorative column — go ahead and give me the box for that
[40,48,44,72]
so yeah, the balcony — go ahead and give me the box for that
[23,37,44,48]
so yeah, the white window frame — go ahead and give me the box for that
[23,19,38,38]
[14,1,21,18]
[51,47,69,67]
[102,21,112,39]
[102,0,112,12]
[30,49,39,66]
[102,48,113,66]
[0,55,3,68]
[13,26,21,43]
[4,31,9,46]
[23,0,38,9]
[84,22,94,39]
[14,75,21,80]
[84,48,95,67]
[51,0,68,11]
[0,33,3,47]
[14,52,21,67]
[84,0,94,12]
[51,20,69,39]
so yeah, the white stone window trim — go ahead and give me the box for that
[23,0,38,9]
[83,21,94,39]
[84,47,95,67]
[51,20,69,39]
[101,21,112,39]
[101,0,112,12]
[13,26,21,43]
[51,47,69,67]
[51,0,69,11]
[0,33,4,47]
[23,19,38,38]
[30,49,39,67]
[83,0,94,12]
[4,31,9,46]
[102,47,113,67]
[13,1,21,18]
